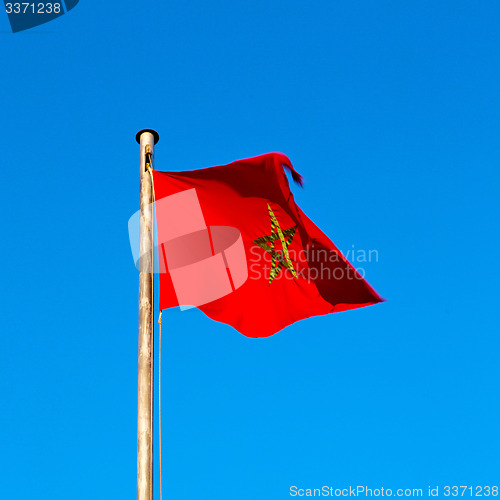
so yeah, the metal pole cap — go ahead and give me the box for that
[136,129,160,144]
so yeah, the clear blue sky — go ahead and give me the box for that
[1,1,499,498]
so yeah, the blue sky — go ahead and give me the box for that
[1,1,499,498]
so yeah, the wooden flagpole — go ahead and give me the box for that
[136,128,159,500]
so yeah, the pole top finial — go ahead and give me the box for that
[136,129,160,144]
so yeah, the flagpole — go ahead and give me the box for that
[136,128,159,500]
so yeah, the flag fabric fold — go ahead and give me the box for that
[152,153,383,337]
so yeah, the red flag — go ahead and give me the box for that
[152,153,383,337]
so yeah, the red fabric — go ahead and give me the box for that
[152,153,383,337]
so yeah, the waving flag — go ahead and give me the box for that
[152,153,383,337]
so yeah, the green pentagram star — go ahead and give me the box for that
[253,203,298,285]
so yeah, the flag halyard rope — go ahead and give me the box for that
[158,310,163,500]
[146,148,163,500]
